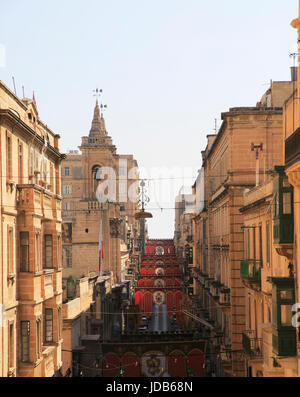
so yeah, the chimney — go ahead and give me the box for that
[291,66,298,82]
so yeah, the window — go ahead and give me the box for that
[9,323,14,369]
[65,202,70,211]
[57,307,61,340]
[43,158,47,182]
[44,235,53,268]
[119,166,127,176]
[19,143,23,184]
[283,192,292,215]
[20,232,29,272]
[274,193,279,217]
[119,182,126,194]
[65,247,72,268]
[92,166,102,193]
[64,167,70,177]
[55,165,60,195]
[35,232,42,271]
[21,321,30,362]
[36,319,41,359]
[248,296,251,329]
[266,222,270,264]
[244,228,250,259]
[95,168,102,180]
[281,305,293,326]
[45,308,53,342]
[8,227,14,274]
[252,227,256,261]
[280,290,293,300]
[50,164,54,192]
[63,185,72,195]
[57,235,61,268]
[6,134,12,180]
[259,225,262,264]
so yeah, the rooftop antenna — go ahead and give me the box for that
[12,76,17,96]
[22,86,25,98]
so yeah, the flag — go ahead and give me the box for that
[32,91,36,106]
[98,219,103,274]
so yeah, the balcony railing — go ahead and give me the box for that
[242,330,263,359]
[240,260,261,283]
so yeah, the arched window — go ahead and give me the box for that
[92,165,102,193]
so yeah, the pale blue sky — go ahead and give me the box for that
[0,0,298,237]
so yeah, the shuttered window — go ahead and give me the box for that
[20,232,29,272]
[45,308,53,342]
[21,321,30,362]
[44,235,53,268]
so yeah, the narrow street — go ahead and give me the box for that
[100,239,206,377]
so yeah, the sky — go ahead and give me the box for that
[0,0,298,238]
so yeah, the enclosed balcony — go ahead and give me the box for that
[242,330,263,359]
[240,260,261,283]
[271,166,294,249]
[267,277,296,357]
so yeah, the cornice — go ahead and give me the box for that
[0,109,64,161]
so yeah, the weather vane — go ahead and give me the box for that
[93,88,102,99]
[100,103,108,112]
[93,88,107,113]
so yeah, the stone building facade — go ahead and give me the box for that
[186,81,294,377]
[0,80,64,376]
[61,101,139,283]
